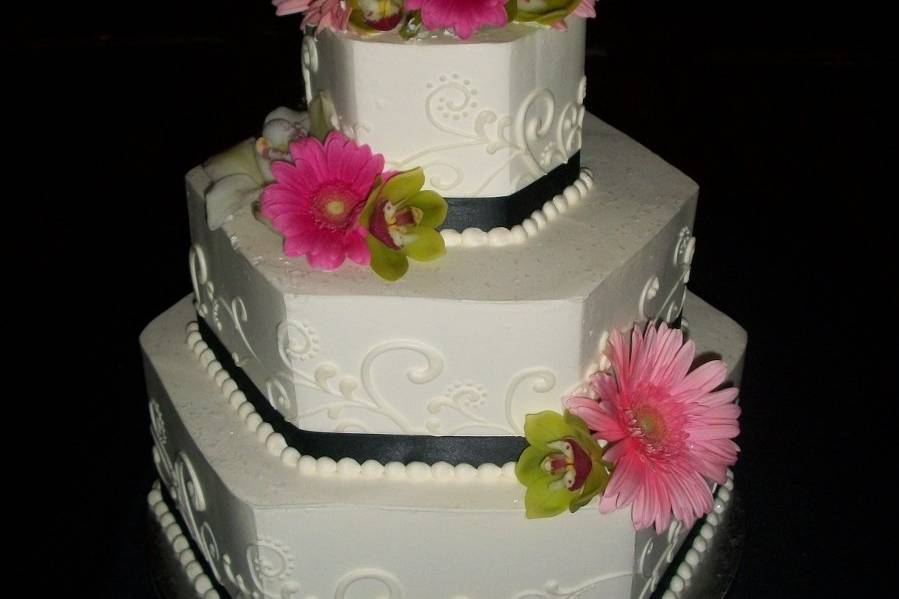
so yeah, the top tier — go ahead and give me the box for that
[302,19,586,199]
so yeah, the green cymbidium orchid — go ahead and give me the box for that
[360,167,448,281]
[349,0,404,32]
[514,0,582,27]
[516,410,611,519]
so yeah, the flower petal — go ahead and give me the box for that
[524,476,575,519]
[516,446,551,486]
[522,411,572,450]
[700,387,740,407]
[366,235,408,281]
[382,167,425,204]
[343,228,371,266]
[406,190,448,228]
[567,398,625,441]
[660,338,696,388]
[671,360,728,396]
[402,225,446,262]
[306,238,346,271]
[283,235,311,257]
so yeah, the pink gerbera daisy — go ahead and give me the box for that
[566,322,740,533]
[404,0,509,40]
[260,131,384,271]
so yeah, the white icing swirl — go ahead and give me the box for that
[185,320,519,483]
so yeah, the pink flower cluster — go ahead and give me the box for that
[405,0,508,39]
[566,322,741,533]
[273,0,599,38]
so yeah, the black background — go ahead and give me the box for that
[17,1,892,596]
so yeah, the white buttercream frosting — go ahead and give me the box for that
[184,319,519,481]
[304,20,587,198]
[143,293,747,599]
[187,115,702,437]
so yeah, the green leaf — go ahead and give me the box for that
[402,226,446,262]
[399,10,423,39]
[383,168,425,204]
[505,0,518,21]
[525,477,574,519]
[308,92,337,141]
[367,236,409,281]
[406,191,448,228]
[523,411,572,451]
[515,8,569,25]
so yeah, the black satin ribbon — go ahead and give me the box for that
[197,317,527,466]
[440,152,581,231]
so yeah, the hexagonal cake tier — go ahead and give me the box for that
[302,20,586,199]
[188,114,698,438]
[144,292,745,599]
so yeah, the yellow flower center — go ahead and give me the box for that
[633,406,668,448]
[311,184,361,230]
[325,198,346,217]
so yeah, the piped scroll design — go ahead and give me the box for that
[636,519,687,599]
[302,38,369,141]
[514,571,635,599]
[638,227,696,322]
[266,377,297,423]
[219,539,304,599]
[228,537,303,599]
[190,244,260,367]
[424,369,556,436]
[301,35,318,105]
[158,442,304,597]
[149,399,173,489]
[274,319,559,435]
[503,369,557,436]
[386,74,585,196]
[334,568,404,599]
[172,452,222,582]
[275,332,443,434]
[425,381,490,434]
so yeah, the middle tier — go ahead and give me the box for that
[186,114,698,437]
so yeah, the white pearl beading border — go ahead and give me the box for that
[441,168,594,247]
[148,481,220,599]
[659,469,736,599]
[185,321,519,483]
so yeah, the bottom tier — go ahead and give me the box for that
[142,294,747,599]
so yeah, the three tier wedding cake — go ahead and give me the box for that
[143,3,746,598]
